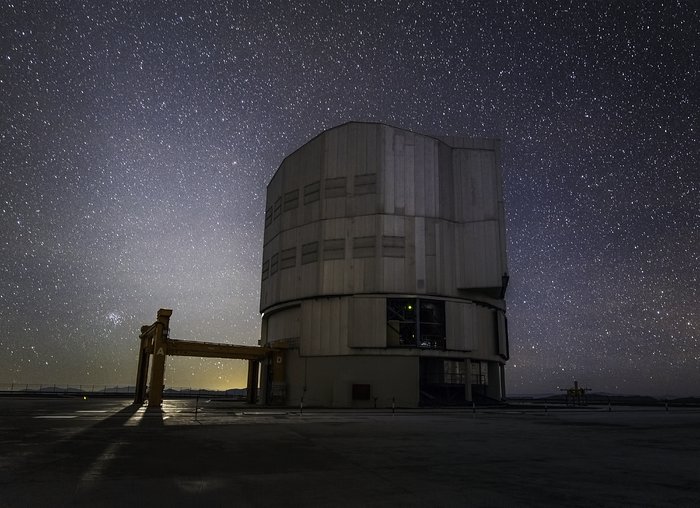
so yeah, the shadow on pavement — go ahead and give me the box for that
[138,406,165,427]
[7,403,143,485]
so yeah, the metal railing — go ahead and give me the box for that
[0,383,248,398]
[0,383,136,395]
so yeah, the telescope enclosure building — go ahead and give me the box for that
[259,122,508,407]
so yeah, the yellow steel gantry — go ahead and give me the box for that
[134,309,276,407]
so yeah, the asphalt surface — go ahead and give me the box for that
[1,397,699,507]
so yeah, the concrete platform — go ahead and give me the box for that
[1,397,698,507]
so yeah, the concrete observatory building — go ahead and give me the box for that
[259,122,509,407]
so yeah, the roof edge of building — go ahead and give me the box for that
[268,121,501,187]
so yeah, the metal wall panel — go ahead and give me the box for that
[319,298,332,354]
[414,135,425,217]
[424,137,439,217]
[300,300,321,355]
[446,301,477,351]
[403,218,416,292]
[446,301,466,350]
[414,217,426,292]
[437,143,454,220]
[267,306,300,343]
[404,132,415,216]
[382,125,395,214]
[474,306,497,355]
[278,231,298,303]
[457,220,503,290]
[281,159,300,232]
[497,311,508,358]
[298,298,352,356]
[394,131,406,214]
[348,297,386,348]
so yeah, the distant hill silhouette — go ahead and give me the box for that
[509,392,700,407]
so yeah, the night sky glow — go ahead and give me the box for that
[1,1,698,395]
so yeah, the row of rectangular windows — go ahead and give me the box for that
[265,174,377,228]
[261,235,404,280]
[352,359,490,400]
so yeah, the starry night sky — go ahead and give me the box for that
[1,1,697,395]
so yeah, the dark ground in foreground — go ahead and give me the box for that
[1,397,698,507]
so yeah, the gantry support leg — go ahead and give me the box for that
[259,359,269,405]
[133,334,151,405]
[148,309,172,408]
[246,360,260,404]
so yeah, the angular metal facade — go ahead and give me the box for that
[260,122,508,407]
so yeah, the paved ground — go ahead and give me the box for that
[0,397,698,507]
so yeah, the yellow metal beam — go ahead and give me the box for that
[165,338,271,361]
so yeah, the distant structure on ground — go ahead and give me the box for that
[259,122,509,407]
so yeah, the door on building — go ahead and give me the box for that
[419,358,466,406]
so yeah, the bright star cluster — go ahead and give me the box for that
[1,1,697,395]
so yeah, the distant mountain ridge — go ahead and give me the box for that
[509,392,700,405]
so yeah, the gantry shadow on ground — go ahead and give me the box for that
[1,397,699,507]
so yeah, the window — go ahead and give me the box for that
[273,197,282,220]
[264,206,273,228]
[323,239,345,260]
[325,177,347,198]
[304,181,320,204]
[283,190,299,211]
[280,247,296,269]
[262,260,269,280]
[354,173,376,195]
[471,361,489,385]
[387,298,446,349]
[270,254,279,275]
[418,300,446,349]
[382,236,405,257]
[387,298,416,346]
[443,360,465,384]
[353,236,376,258]
[301,241,318,264]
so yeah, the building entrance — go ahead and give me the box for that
[419,358,467,406]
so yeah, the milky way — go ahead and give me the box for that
[1,1,697,395]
